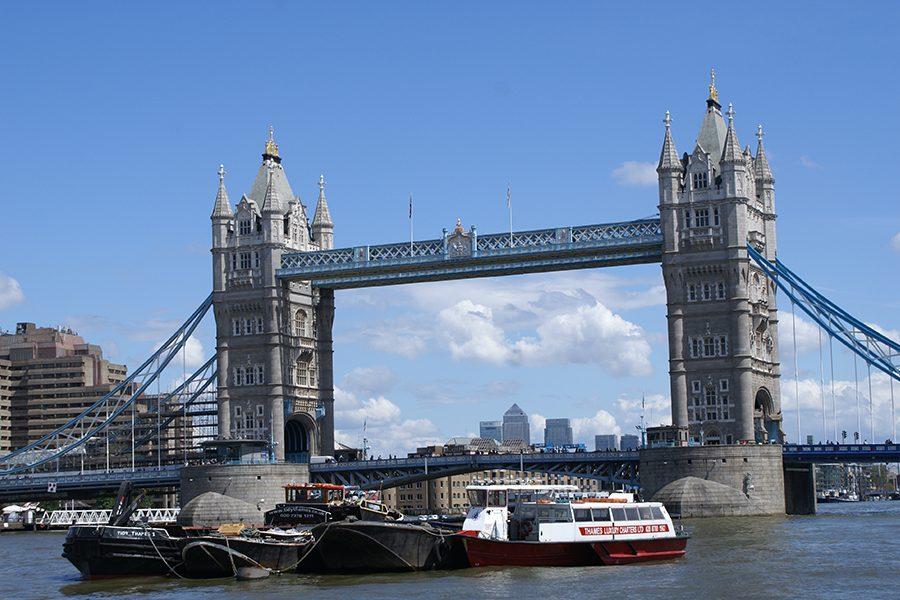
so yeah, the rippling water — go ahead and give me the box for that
[2,502,898,600]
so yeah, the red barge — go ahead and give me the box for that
[459,484,688,567]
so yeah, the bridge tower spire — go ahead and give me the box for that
[312,174,334,250]
[659,74,782,447]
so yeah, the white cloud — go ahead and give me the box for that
[363,320,431,359]
[891,232,900,252]
[438,299,652,376]
[616,394,671,427]
[611,161,658,187]
[799,155,823,170]
[0,272,24,310]
[780,372,898,443]
[778,312,821,357]
[333,385,441,456]
[179,335,206,369]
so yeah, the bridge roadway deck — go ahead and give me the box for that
[277,219,664,288]
[1,445,897,500]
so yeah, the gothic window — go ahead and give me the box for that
[256,316,264,333]
[254,251,260,268]
[713,207,720,226]
[246,367,256,385]
[705,387,716,406]
[295,310,308,337]
[296,360,308,386]
[308,360,317,387]
[688,284,697,302]
[716,282,726,300]
[691,380,701,394]
[239,220,251,235]
[702,283,711,300]
[255,365,265,384]
[256,404,265,430]
[230,253,237,270]
[719,379,729,392]
[233,367,245,386]
[683,209,692,228]
[233,406,243,430]
[692,172,709,190]
[232,319,243,336]
[239,252,251,269]
[690,335,729,358]
[695,208,710,227]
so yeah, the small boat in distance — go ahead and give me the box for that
[460,483,688,567]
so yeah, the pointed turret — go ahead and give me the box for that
[721,104,744,164]
[261,165,283,214]
[262,124,281,164]
[696,68,728,161]
[312,174,334,250]
[657,111,683,173]
[754,125,774,183]
[211,164,233,218]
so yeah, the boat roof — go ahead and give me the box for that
[283,483,344,490]
[465,484,578,491]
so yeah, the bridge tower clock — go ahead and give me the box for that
[658,74,783,446]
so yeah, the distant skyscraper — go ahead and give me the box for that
[620,434,640,451]
[479,420,502,442]
[595,434,619,451]
[501,403,530,444]
[544,418,573,447]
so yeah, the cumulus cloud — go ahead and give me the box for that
[179,335,206,369]
[799,155,823,170]
[778,313,821,357]
[0,272,24,310]
[780,372,898,443]
[362,320,431,359]
[616,394,671,427]
[891,232,900,252]
[611,161,658,187]
[438,299,652,376]
[333,385,441,456]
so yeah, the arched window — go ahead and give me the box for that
[308,359,317,387]
[294,309,307,337]
[296,360,308,386]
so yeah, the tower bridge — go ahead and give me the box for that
[1,76,898,517]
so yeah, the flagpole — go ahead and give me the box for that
[507,183,513,247]
[409,194,414,255]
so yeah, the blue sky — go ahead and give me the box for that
[1,2,898,454]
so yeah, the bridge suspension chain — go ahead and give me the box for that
[748,245,900,383]
[0,295,214,476]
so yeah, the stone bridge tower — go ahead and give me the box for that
[658,73,783,446]
[210,130,335,462]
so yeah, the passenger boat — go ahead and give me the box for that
[460,484,689,567]
[264,483,402,528]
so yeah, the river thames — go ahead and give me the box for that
[1,502,897,600]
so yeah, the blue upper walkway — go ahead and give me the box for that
[277,218,664,288]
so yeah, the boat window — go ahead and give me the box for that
[487,490,507,507]
[611,507,627,522]
[308,489,323,501]
[573,508,592,522]
[638,506,654,520]
[591,508,611,522]
[624,507,640,521]
[650,506,665,520]
[467,489,487,507]
[536,504,573,523]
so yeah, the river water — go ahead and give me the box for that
[1,502,897,600]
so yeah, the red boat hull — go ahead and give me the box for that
[462,535,688,567]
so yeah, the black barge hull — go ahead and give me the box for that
[63,525,181,578]
[301,521,466,573]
